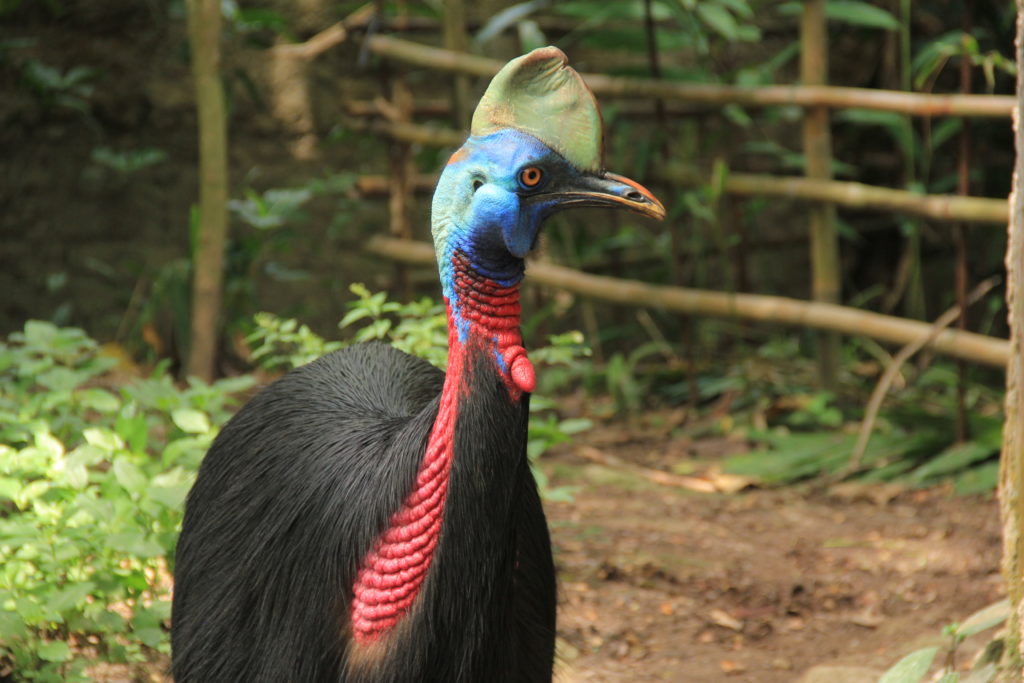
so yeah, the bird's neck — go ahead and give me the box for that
[349,249,533,647]
[444,248,534,395]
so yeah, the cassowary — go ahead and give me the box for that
[171,47,665,682]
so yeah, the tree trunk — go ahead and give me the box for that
[185,0,228,382]
[998,4,1024,679]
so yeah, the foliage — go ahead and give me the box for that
[89,147,167,176]
[20,60,96,114]
[878,600,1009,682]
[248,313,344,370]
[0,321,254,681]
[228,187,313,231]
[776,1,900,31]
[337,283,450,369]
[913,30,1017,92]
[715,339,1005,492]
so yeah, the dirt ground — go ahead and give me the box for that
[544,431,1004,682]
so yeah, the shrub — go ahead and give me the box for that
[0,321,253,681]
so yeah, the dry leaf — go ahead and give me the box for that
[709,608,744,632]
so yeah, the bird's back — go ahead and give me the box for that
[171,343,444,682]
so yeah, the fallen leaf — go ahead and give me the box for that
[709,608,744,632]
[720,659,746,674]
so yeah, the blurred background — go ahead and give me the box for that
[0,1,1019,681]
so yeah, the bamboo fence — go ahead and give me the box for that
[366,35,1016,118]
[365,236,1010,369]
[346,120,1009,224]
[358,33,1013,372]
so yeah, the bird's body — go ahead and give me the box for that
[171,47,663,682]
[172,338,555,681]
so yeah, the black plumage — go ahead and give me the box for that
[171,343,556,682]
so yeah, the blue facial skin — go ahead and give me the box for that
[431,129,589,302]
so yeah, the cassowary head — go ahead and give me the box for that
[432,47,665,290]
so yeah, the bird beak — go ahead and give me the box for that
[551,171,666,220]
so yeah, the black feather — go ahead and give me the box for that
[171,342,555,682]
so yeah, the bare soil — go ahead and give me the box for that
[544,433,1003,682]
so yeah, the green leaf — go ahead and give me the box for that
[172,408,211,434]
[45,582,96,613]
[116,411,149,453]
[696,3,738,40]
[907,441,996,484]
[83,427,125,452]
[339,307,373,329]
[68,443,108,468]
[36,366,84,393]
[135,626,165,648]
[106,532,163,558]
[113,458,147,494]
[76,388,120,413]
[558,418,594,435]
[825,1,900,30]
[954,462,1000,496]
[162,436,209,467]
[35,430,65,459]
[36,640,72,662]
[16,480,51,506]
[954,600,1009,638]
[879,646,939,683]
[148,478,192,510]
[63,462,89,489]
[0,477,20,501]
[0,611,28,640]
[22,319,60,347]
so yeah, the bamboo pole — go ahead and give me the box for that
[387,78,414,298]
[364,236,1010,369]
[441,0,471,130]
[365,35,1016,118]
[344,98,721,118]
[185,0,228,382]
[346,120,1010,224]
[801,0,841,387]
[998,4,1024,678]
[658,165,1010,224]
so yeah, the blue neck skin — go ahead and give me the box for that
[430,130,565,344]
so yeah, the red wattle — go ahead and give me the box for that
[503,346,535,393]
[349,249,531,646]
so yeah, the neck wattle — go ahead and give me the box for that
[447,249,534,396]
[349,249,533,646]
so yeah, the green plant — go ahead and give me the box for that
[878,600,1009,683]
[0,321,254,681]
[227,187,312,231]
[89,147,167,176]
[715,337,1004,491]
[20,60,97,114]
[337,284,449,368]
[247,313,344,370]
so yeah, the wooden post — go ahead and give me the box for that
[998,5,1024,679]
[185,0,228,382]
[387,78,415,298]
[442,0,471,130]
[800,0,840,387]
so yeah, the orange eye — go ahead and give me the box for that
[519,166,543,188]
